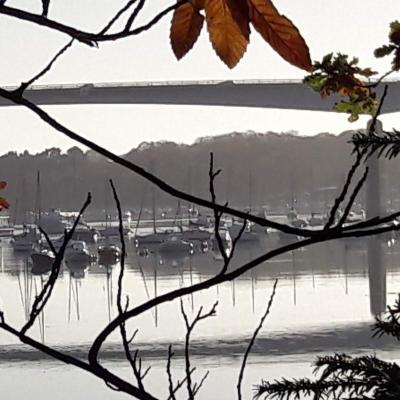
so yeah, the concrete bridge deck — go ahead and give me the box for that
[1,79,399,113]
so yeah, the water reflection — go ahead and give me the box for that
[0,234,398,356]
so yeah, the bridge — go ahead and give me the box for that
[0,79,399,113]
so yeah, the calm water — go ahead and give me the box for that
[0,233,400,399]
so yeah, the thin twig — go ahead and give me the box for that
[125,0,146,31]
[209,152,247,274]
[0,1,188,45]
[111,179,150,393]
[237,279,278,400]
[166,345,177,400]
[324,149,366,229]
[98,0,138,35]
[16,39,74,95]
[209,152,228,264]
[337,167,369,227]
[181,300,218,400]
[193,370,210,397]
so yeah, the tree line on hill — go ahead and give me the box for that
[2,131,398,223]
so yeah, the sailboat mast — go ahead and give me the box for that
[248,169,253,213]
[150,159,157,235]
[35,170,41,226]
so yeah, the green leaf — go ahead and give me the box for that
[393,48,400,71]
[389,20,400,45]
[303,74,327,92]
[374,44,396,58]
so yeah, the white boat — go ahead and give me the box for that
[212,229,232,260]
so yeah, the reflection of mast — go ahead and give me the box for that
[343,244,349,295]
[189,256,194,311]
[292,251,297,306]
[35,171,41,226]
[150,159,157,235]
[153,258,158,327]
[106,266,112,321]
[68,272,81,321]
[231,280,236,307]
[368,238,386,316]
[248,169,253,213]
[136,254,157,323]
[34,276,45,342]
[251,274,255,313]
[17,259,32,320]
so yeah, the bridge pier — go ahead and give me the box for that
[366,119,386,316]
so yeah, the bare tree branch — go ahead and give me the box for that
[181,300,217,399]
[337,167,369,227]
[0,1,188,46]
[125,0,146,31]
[324,148,366,229]
[98,0,139,35]
[166,345,196,400]
[237,279,278,400]
[41,0,50,17]
[111,179,151,394]
[15,39,74,95]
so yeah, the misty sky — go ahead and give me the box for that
[0,0,400,154]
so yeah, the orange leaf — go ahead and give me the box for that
[204,0,250,68]
[0,197,9,210]
[247,0,312,71]
[0,181,7,190]
[170,2,205,60]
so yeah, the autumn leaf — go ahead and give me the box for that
[0,198,9,210]
[170,1,205,60]
[247,0,312,71]
[0,181,6,190]
[170,0,311,70]
[204,0,250,68]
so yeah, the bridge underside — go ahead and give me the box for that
[0,80,399,114]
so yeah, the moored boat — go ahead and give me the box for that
[158,235,194,255]
[30,248,55,275]
[98,244,121,265]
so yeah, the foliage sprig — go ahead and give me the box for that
[304,53,378,122]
